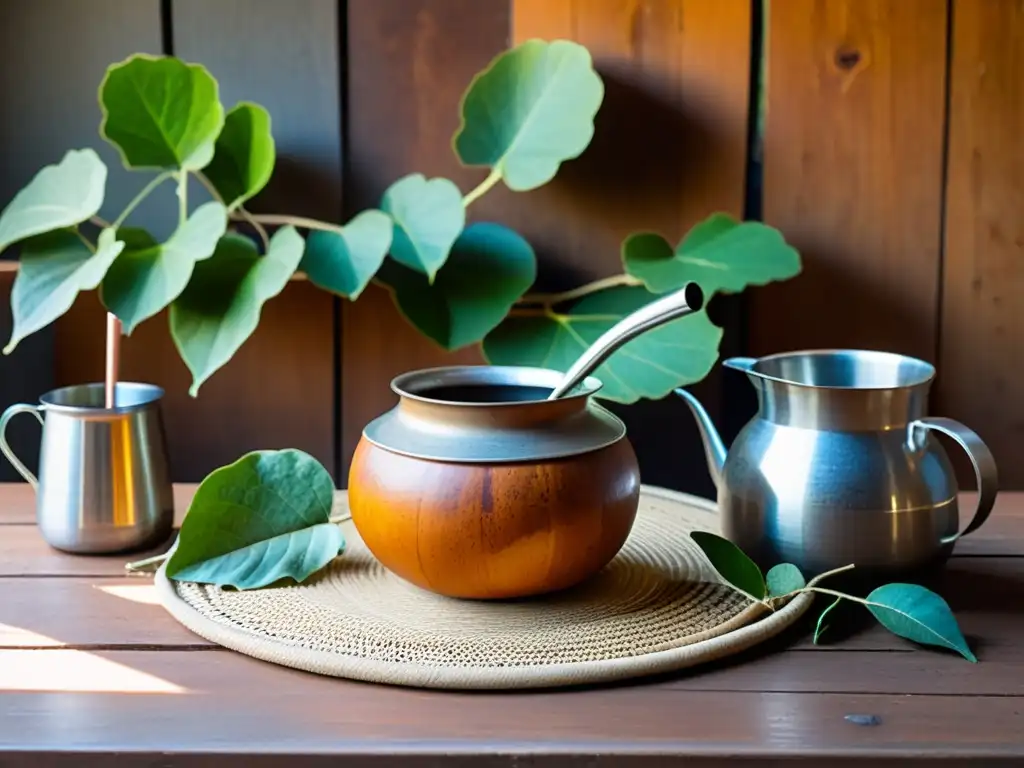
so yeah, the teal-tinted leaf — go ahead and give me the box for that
[454,39,604,191]
[766,563,806,596]
[165,448,343,590]
[688,531,766,600]
[203,102,275,210]
[380,173,464,281]
[814,596,844,645]
[300,210,392,300]
[865,583,976,662]
[101,201,227,334]
[99,54,224,170]
[483,285,722,403]
[623,213,801,296]
[4,229,124,354]
[171,226,303,396]
[379,222,536,350]
[0,149,107,254]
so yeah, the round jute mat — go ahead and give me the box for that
[155,485,812,690]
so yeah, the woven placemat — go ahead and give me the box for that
[155,485,812,690]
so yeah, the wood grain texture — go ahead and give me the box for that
[752,0,948,361]
[53,0,340,482]
[0,483,196,525]
[510,0,753,497]
[349,439,640,598]
[936,0,1024,489]
[339,0,507,475]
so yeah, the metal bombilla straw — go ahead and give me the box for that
[547,282,704,400]
[105,313,120,408]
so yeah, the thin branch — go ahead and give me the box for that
[74,229,96,254]
[112,171,174,230]
[193,171,226,205]
[462,168,502,208]
[237,207,271,251]
[90,214,112,229]
[233,212,346,235]
[517,273,644,307]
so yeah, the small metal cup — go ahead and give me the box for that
[0,382,174,554]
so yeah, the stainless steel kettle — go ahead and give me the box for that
[676,349,998,578]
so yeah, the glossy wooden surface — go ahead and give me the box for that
[2,484,1024,765]
[348,439,641,598]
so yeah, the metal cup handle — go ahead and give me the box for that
[0,404,44,490]
[911,416,999,542]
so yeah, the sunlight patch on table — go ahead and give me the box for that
[95,583,162,605]
[0,650,184,693]
[0,622,63,647]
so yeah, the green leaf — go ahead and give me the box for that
[300,210,392,300]
[379,222,536,351]
[688,531,766,600]
[623,214,802,296]
[813,596,844,645]
[165,448,343,590]
[766,563,806,596]
[483,286,722,403]
[4,229,124,354]
[171,226,304,396]
[99,54,224,170]
[454,39,604,191]
[203,102,275,210]
[101,201,227,334]
[0,149,107,254]
[380,173,464,281]
[865,583,976,662]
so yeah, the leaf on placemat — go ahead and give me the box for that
[483,285,722,403]
[203,102,275,209]
[170,226,304,396]
[453,39,604,191]
[623,213,801,297]
[813,596,843,645]
[864,583,977,662]
[300,210,393,300]
[101,201,227,333]
[688,531,766,601]
[165,449,344,590]
[766,563,806,597]
[0,149,107,254]
[99,54,224,170]
[5,228,124,354]
[379,222,536,350]
[380,173,464,282]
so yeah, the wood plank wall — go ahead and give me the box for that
[1,0,1023,491]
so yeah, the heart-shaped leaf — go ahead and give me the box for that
[623,214,801,296]
[0,149,107,254]
[766,563,806,596]
[4,228,124,354]
[300,210,392,300]
[165,448,343,590]
[171,226,304,396]
[688,531,766,600]
[99,54,224,170]
[101,201,227,334]
[483,285,722,403]
[202,102,275,210]
[379,222,536,350]
[813,596,844,645]
[454,39,604,191]
[380,173,464,281]
[865,583,976,662]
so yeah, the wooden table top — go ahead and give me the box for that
[1,483,1023,767]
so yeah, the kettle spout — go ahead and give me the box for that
[673,388,726,489]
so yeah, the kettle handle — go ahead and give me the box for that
[0,404,43,490]
[911,417,998,541]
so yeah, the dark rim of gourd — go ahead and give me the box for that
[390,366,604,407]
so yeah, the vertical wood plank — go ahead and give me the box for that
[752,0,948,361]
[55,0,342,481]
[938,0,1024,489]
[340,0,508,477]
[0,0,163,481]
[509,0,752,495]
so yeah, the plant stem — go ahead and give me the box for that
[806,563,856,588]
[802,586,870,607]
[237,207,271,252]
[462,168,502,208]
[234,212,347,236]
[112,171,174,230]
[177,171,188,226]
[90,214,111,229]
[74,229,96,254]
[517,273,644,307]
[329,513,352,524]
[193,171,225,205]
[125,553,169,573]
